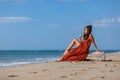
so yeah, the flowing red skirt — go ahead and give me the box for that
[60,39,91,61]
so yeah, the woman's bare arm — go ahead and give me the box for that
[92,40,99,51]
[90,34,99,51]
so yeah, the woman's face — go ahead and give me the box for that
[84,28,88,34]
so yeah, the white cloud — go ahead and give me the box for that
[117,17,120,23]
[93,17,120,27]
[0,16,31,23]
[59,0,89,2]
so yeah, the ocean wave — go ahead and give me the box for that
[35,57,60,61]
[0,57,60,67]
[0,62,30,67]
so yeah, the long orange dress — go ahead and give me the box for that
[60,38,92,61]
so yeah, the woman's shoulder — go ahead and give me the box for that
[89,34,93,37]
[89,34,94,41]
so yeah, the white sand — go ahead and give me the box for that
[0,52,120,80]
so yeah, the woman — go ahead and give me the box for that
[59,25,100,61]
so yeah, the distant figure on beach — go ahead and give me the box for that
[59,25,100,61]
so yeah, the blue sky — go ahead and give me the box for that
[0,0,120,50]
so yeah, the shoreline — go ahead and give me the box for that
[0,50,120,68]
[0,52,120,80]
[0,51,120,68]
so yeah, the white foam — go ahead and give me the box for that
[0,57,60,67]
[0,62,30,67]
[34,57,60,62]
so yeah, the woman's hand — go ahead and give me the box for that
[96,49,103,52]
[79,34,82,41]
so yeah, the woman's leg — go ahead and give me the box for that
[63,38,81,55]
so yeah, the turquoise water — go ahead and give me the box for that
[0,50,63,67]
[0,50,119,67]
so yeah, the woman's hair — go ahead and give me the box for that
[84,25,92,40]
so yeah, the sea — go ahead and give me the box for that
[0,50,120,68]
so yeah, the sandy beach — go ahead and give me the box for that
[0,52,120,80]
